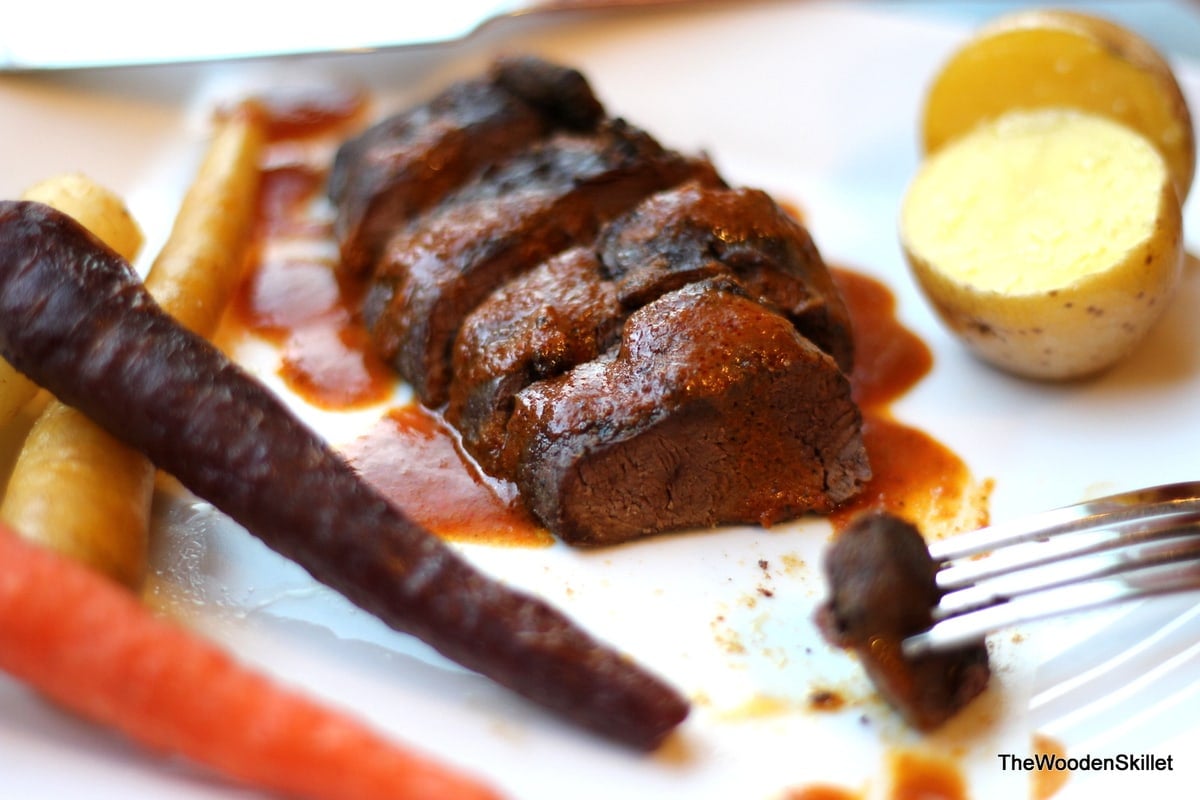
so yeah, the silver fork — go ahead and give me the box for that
[902,481,1200,656]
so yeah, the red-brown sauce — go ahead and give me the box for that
[227,91,984,545]
[227,92,394,411]
[806,687,846,712]
[1032,734,1070,800]
[340,405,550,547]
[784,749,968,800]
[830,269,982,535]
[834,267,932,410]
[217,86,370,141]
[231,247,394,410]
[786,787,858,800]
[888,750,969,800]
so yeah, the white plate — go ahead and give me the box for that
[2,2,1199,798]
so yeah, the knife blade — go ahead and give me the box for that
[0,0,700,72]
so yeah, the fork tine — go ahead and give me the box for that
[901,481,1200,657]
[926,480,1200,563]
[936,509,1200,593]
[937,526,1200,617]
[904,553,1200,656]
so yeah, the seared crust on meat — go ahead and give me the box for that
[362,121,713,406]
[329,57,606,277]
[329,56,870,543]
[447,247,623,475]
[505,281,869,545]
[599,182,855,372]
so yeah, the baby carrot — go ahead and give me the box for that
[0,520,504,800]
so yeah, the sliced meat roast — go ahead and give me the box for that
[328,56,871,544]
[363,120,717,406]
[501,280,870,545]
[598,182,856,372]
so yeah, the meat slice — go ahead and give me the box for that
[816,512,991,731]
[446,247,622,475]
[363,120,713,406]
[329,56,604,276]
[598,182,855,372]
[488,54,605,129]
[446,183,855,475]
[502,280,870,545]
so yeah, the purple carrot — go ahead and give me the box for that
[0,199,688,751]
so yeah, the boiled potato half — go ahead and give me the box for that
[921,8,1195,203]
[901,108,1184,380]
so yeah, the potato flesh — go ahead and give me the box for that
[902,108,1183,380]
[905,109,1166,295]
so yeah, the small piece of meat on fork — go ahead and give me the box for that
[816,512,990,731]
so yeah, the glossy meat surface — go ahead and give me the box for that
[447,247,623,475]
[505,281,869,545]
[363,120,707,405]
[598,182,855,372]
[329,56,605,276]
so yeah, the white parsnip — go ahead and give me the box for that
[22,173,146,263]
[1,403,156,588]
[144,103,267,336]
[0,363,37,434]
[1,106,266,588]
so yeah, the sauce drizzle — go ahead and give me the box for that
[341,405,550,547]
[830,269,986,536]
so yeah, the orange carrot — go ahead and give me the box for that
[0,521,504,800]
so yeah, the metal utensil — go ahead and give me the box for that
[1,0,703,72]
[904,481,1200,655]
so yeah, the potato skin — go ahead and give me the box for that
[922,9,1195,203]
[903,170,1183,381]
[908,7,1193,383]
